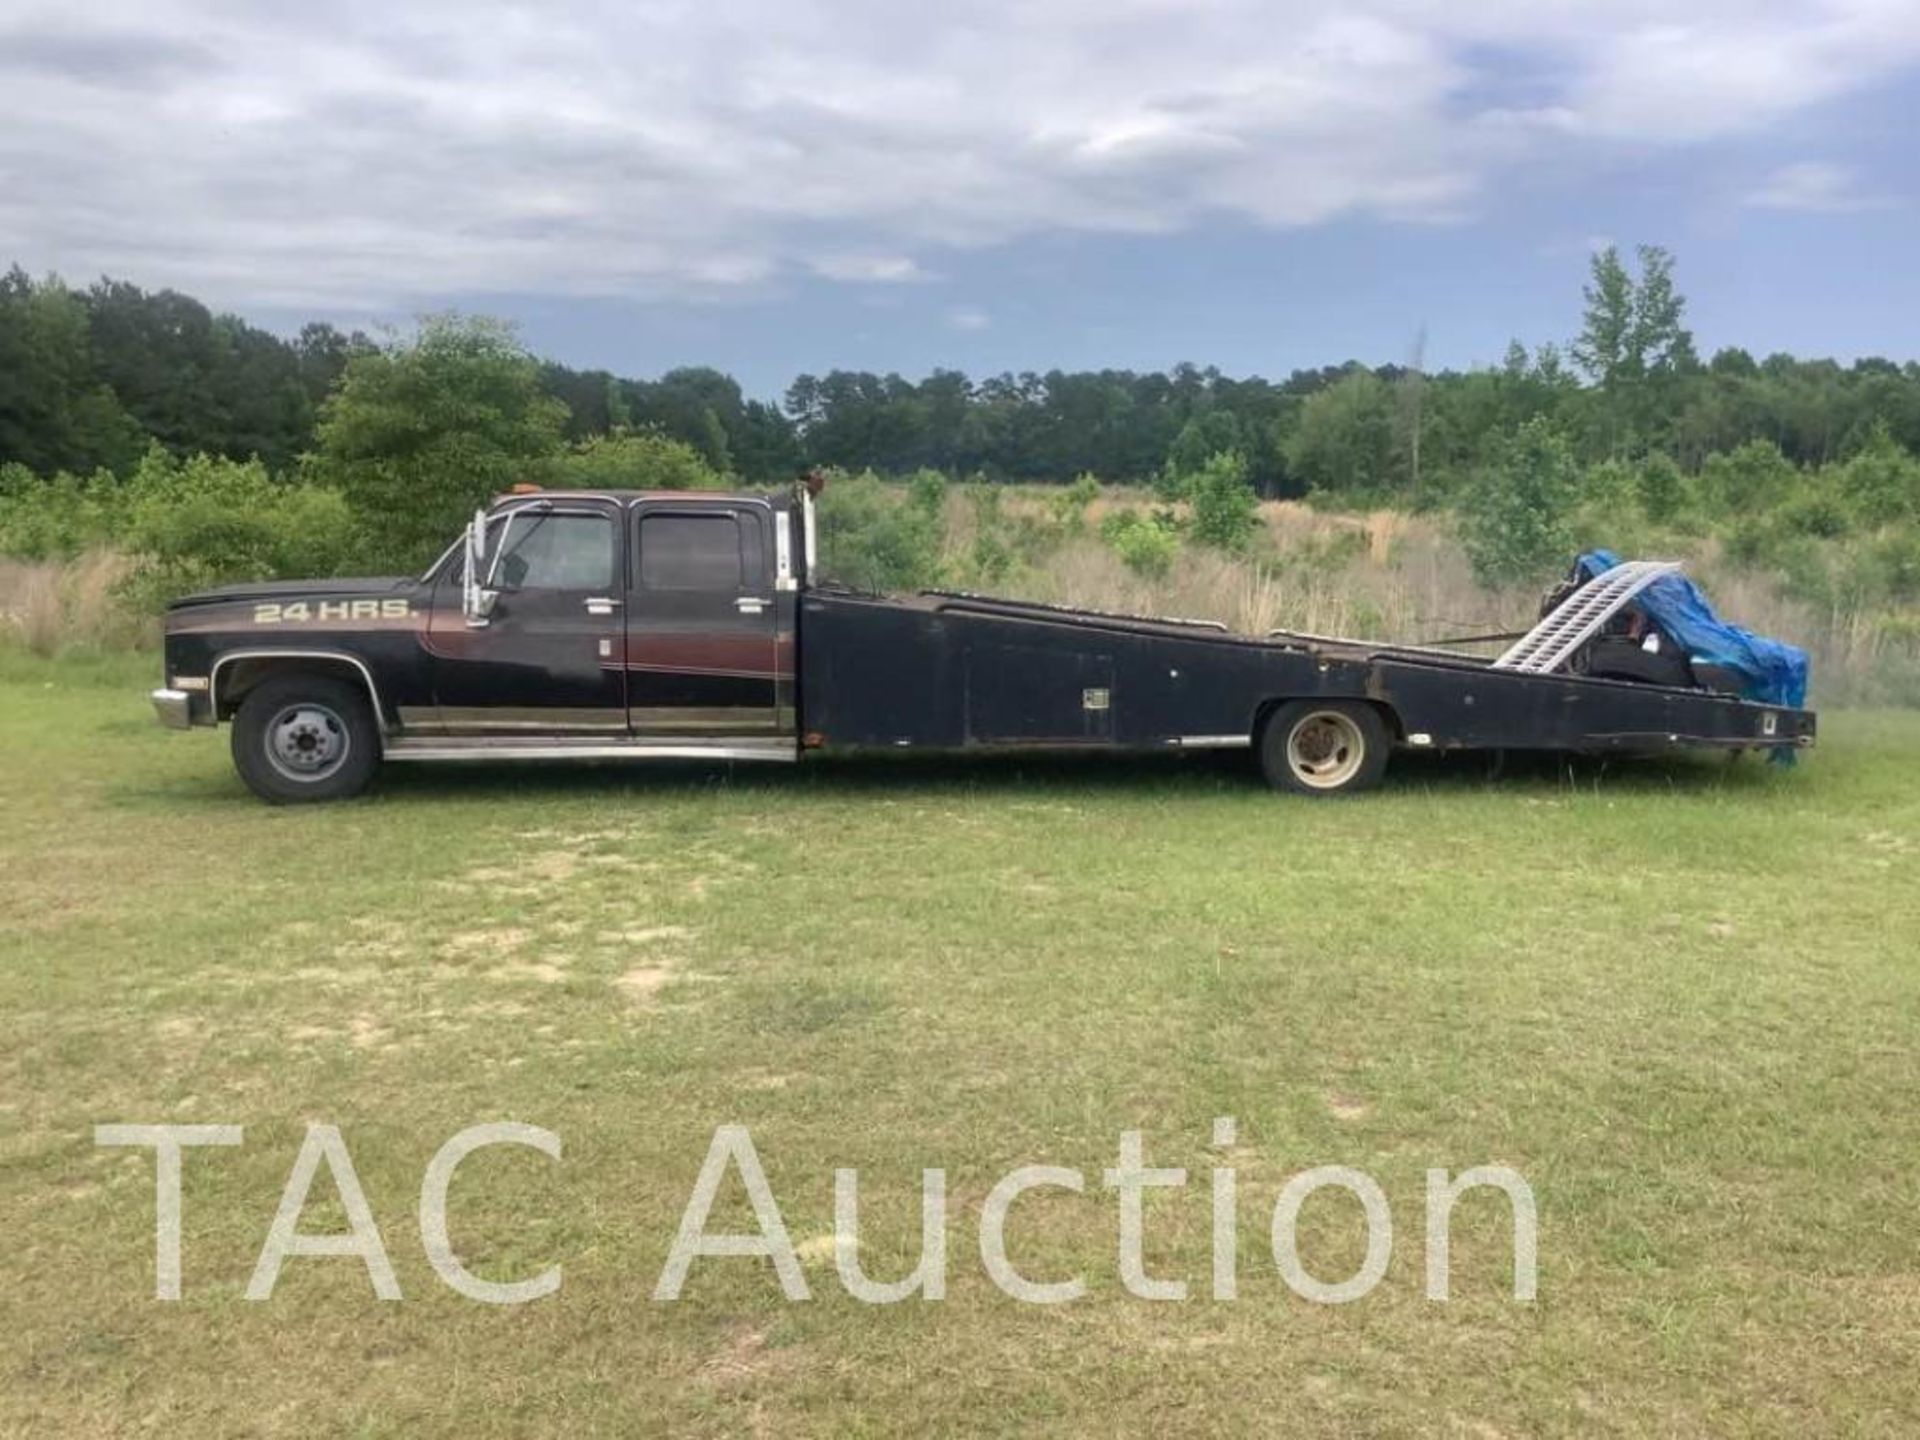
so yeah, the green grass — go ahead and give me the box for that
[4,650,1918,1436]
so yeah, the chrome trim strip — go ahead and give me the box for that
[801,488,817,577]
[385,737,798,763]
[774,509,794,591]
[209,649,391,731]
[1167,734,1251,749]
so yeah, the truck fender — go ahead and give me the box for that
[210,650,391,733]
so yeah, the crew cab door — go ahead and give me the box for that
[627,501,782,735]
[425,501,626,733]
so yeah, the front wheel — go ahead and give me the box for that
[231,673,381,804]
[1258,700,1391,796]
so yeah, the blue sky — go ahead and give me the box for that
[2,1,1916,398]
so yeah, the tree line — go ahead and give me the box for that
[6,249,1920,506]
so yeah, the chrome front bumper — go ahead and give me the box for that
[150,688,193,730]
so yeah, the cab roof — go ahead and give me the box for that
[486,487,782,507]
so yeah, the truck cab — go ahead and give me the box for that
[152,484,816,802]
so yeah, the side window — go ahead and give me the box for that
[482,513,613,591]
[639,513,748,591]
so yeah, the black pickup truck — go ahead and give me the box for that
[150,478,1815,803]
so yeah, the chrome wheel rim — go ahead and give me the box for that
[1285,710,1364,790]
[266,702,350,782]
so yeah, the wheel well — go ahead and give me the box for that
[213,655,387,730]
[1252,696,1403,744]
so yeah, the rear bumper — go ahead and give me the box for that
[150,688,194,730]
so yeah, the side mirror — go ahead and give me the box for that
[461,510,498,625]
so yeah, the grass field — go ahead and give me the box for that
[3,650,1918,1436]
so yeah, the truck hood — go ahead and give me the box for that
[167,576,417,610]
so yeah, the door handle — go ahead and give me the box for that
[735,597,768,615]
[584,597,622,616]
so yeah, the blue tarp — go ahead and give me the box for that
[1575,550,1810,710]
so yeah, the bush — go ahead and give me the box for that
[1049,472,1101,534]
[1583,458,1637,510]
[1722,512,1781,569]
[118,450,354,608]
[1837,423,1920,526]
[1698,439,1798,513]
[1285,370,1399,498]
[1635,452,1689,526]
[549,429,723,491]
[813,471,945,592]
[905,468,947,516]
[1101,508,1181,578]
[0,466,122,559]
[1186,450,1259,551]
[1458,418,1579,587]
[307,315,569,571]
[1875,531,1920,603]
[1775,487,1852,539]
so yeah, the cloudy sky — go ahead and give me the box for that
[1,0,1916,393]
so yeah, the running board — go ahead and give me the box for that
[384,735,798,764]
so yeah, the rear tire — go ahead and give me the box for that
[231,673,380,804]
[1258,700,1391,796]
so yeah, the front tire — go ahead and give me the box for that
[231,673,380,804]
[1259,700,1391,796]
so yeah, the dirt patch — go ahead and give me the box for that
[1326,1092,1370,1122]
[445,927,533,956]
[615,965,674,1002]
[457,850,582,893]
[604,924,693,947]
[699,1327,799,1388]
[336,917,412,960]
[349,1013,387,1048]
[488,959,568,984]
[794,1233,844,1265]
[284,1012,392,1049]
[292,964,387,986]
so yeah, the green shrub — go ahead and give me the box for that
[549,429,723,491]
[1101,508,1180,578]
[1775,487,1852,539]
[1458,418,1579,587]
[307,315,569,571]
[905,467,948,517]
[1049,472,1101,534]
[814,471,945,592]
[1150,459,1188,505]
[0,466,122,559]
[1635,452,1690,526]
[1869,531,1920,604]
[1583,458,1637,510]
[118,450,354,607]
[1722,512,1781,569]
[1186,450,1259,551]
[1836,423,1920,526]
[1698,440,1798,513]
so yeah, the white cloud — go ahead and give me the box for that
[946,306,991,332]
[0,1,1914,311]
[808,254,932,283]
[1746,161,1891,213]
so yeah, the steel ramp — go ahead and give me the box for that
[1492,560,1683,674]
